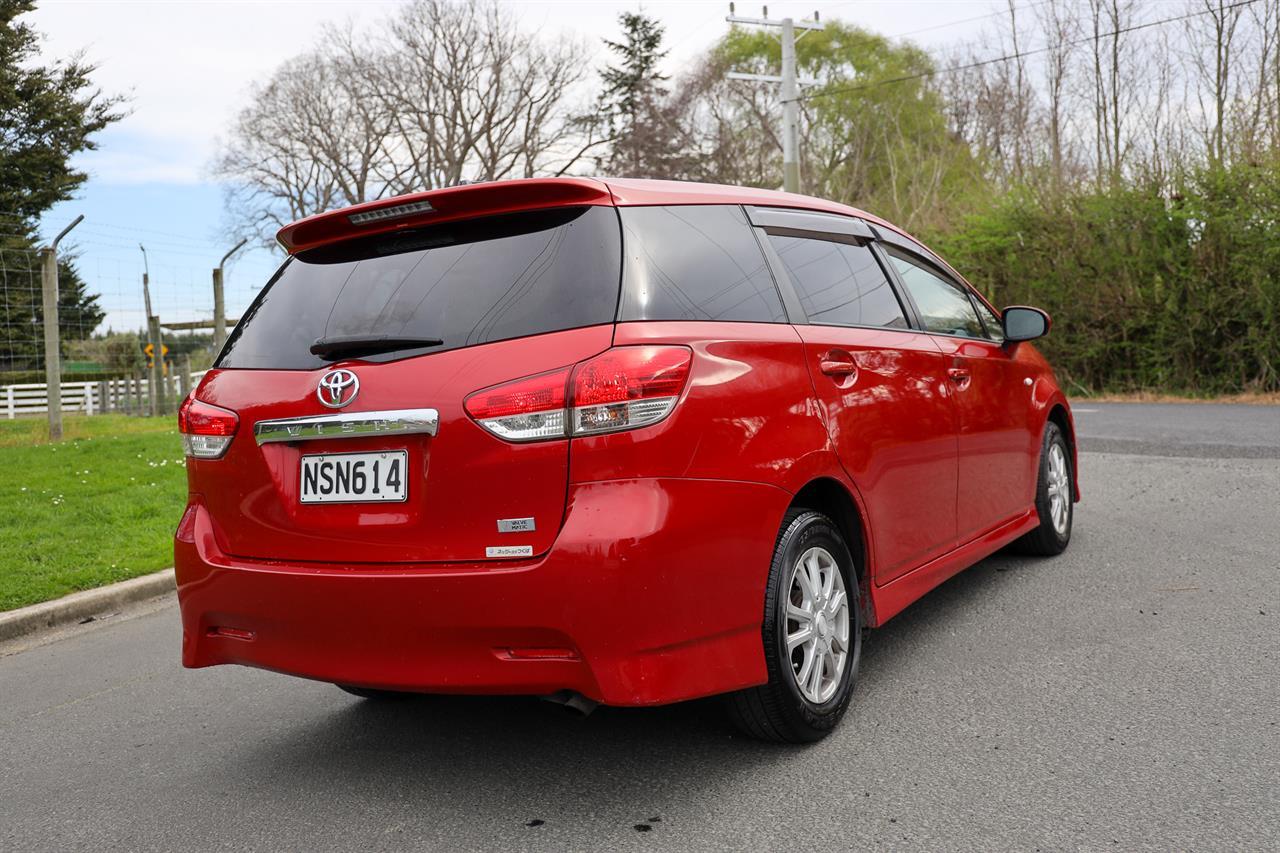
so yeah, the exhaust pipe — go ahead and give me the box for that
[541,690,598,716]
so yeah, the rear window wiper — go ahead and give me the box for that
[310,334,445,359]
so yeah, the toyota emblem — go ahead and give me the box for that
[317,369,359,408]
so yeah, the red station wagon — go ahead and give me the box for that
[175,178,1078,742]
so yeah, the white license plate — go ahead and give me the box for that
[300,451,407,504]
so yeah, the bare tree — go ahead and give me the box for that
[1085,0,1144,186]
[1040,0,1080,189]
[1240,0,1279,158]
[1187,0,1246,165]
[216,0,598,244]
[216,45,400,239]
[372,1,595,189]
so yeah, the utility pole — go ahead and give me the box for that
[40,215,84,441]
[725,4,823,193]
[140,244,163,417]
[212,238,246,353]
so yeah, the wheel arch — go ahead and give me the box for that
[789,477,879,628]
[1046,402,1080,502]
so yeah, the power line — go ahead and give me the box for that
[803,0,1262,101]
[889,0,1053,39]
[75,220,241,248]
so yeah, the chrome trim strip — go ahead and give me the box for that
[254,408,439,445]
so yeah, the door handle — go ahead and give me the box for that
[819,351,857,377]
[947,367,972,388]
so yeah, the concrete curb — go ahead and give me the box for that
[0,569,176,643]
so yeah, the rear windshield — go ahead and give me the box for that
[217,206,621,370]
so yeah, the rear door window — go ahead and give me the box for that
[218,206,621,370]
[617,205,787,323]
[767,234,908,329]
[885,249,986,339]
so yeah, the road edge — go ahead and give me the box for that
[0,569,176,643]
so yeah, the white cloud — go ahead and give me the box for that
[29,0,996,186]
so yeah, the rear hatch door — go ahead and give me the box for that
[193,204,620,564]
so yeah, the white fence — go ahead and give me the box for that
[2,372,207,419]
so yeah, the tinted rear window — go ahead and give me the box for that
[218,206,621,370]
[617,205,786,323]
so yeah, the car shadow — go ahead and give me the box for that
[223,690,795,831]
[219,548,1042,828]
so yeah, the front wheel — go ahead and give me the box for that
[727,509,862,743]
[1013,421,1074,556]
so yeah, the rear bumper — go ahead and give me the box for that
[175,478,789,706]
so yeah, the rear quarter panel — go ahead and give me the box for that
[571,321,839,493]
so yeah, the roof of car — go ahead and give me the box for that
[274,176,909,255]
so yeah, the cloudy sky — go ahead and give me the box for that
[27,0,1003,333]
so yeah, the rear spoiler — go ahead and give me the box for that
[276,177,614,254]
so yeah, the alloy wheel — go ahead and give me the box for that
[1046,442,1070,535]
[785,546,850,704]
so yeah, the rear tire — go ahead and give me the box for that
[727,509,862,743]
[336,684,412,701]
[1013,421,1074,556]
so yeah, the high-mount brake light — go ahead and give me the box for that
[347,200,435,225]
[464,346,692,442]
[178,396,239,459]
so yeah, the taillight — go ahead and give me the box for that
[570,346,691,436]
[178,396,239,459]
[464,346,692,442]
[463,367,569,442]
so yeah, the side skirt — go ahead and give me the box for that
[865,509,1038,627]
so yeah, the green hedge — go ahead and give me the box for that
[931,163,1280,394]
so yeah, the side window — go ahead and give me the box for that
[767,234,908,329]
[618,205,787,323]
[886,250,985,339]
[971,295,1005,342]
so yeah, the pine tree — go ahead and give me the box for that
[598,12,684,177]
[0,0,121,372]
[1,0,124,222]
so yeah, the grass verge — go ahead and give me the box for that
[0,415,186,611]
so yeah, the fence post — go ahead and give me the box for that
[5,385,13,420]
[214,239,246,353]
[39,216,83,440]
[147,316,162,417]
[98,381,108,414]
[40,249,63,439]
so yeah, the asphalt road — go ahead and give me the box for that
[2,403,1277,851]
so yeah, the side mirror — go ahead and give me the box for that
[1002,306,1051,342]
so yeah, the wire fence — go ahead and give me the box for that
[0,245,46,374]
[1,213,281,419]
